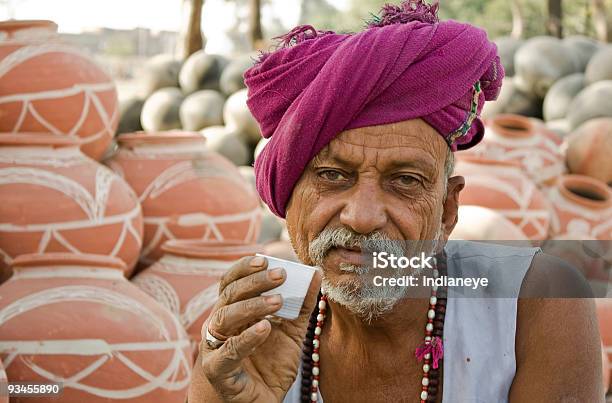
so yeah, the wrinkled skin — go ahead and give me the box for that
[188,119,603,403]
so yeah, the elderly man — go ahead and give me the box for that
[189,1,603,402]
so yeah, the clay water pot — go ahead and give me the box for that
[117,96,145,135]
[132,240,262,357]
[223,89,261,146]
[0,133,143,280]
[543,73,585,122]
[494,37,523,77]
[220,54,255,96]
[585,45,612,85]
[468,114,565,186]
[567,80,612,130]
[513,36,579,98]
[105,131,261,266]
[201,126,250,167]
[450,205,529,242]
[139,54,182,97]
[454,156,552,241]
[603,342,610,394]
[481,77,543,120]
[565,118,612,185]
[0,360,6,403]
[179,90,225,131]
[546,175,612,240]
[0,253,192,402]
[596,299,612,391]
[563,35,601,73]
[140,87,184,132]
[0,20,118,161]
[179,51,228,94]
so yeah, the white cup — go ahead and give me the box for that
[257,254,317,320]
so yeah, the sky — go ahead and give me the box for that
[0,0,351,33]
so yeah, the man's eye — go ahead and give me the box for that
[319,170,346,181]
[396,175,419,186]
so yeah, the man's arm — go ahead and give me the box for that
[509,253,605,402]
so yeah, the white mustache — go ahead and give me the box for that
[308,226,405,267]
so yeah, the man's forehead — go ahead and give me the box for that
[313,119,448,165]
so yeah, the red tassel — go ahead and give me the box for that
[415,336,444,369]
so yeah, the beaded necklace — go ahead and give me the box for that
[300,252,448,403]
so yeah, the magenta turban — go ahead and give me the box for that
[245,1,504,218]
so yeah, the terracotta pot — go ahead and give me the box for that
[565,118,612,185]
[0,360,6,403]
[466,114,565,186]
[0,20,118,161]
[603,342,610,394]
[450,205,529,242]
[546,175,612,240]
[132,240,262,357]
[0,253,192,402]
[454,156,552,241]
[514,36,579,98]
[0,134,143,280]
[105,131,261,266]
[596,299,612,391]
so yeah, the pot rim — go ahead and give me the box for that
[0,133,78,147]
[490,114,535,139]
[162,240,263,260]
[0,20,58,34]
[456,155,523,169]
[558,174,612,210]
[11,252,126,271]
[117,131,206,147]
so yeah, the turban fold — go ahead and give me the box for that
[245,0,504,218]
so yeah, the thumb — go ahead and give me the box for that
[205,319,272,379]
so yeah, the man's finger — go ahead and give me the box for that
[209,295,283,337]
[218,256,268,294]
[201,319,272,383]
[219,266,286,306]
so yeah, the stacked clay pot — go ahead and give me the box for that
[564,118,612,185]
[465,114,565,186]
[0,134,143,280]
[0,20,118,160]
[596,299,612,391]
[106,131,261,266]
[453,156,552,241]
[0,253,192,402]
[450,205,529,242]
[0,361,6,403]
[132,240,262,356]
[545,175,612,240]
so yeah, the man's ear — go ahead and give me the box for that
[441,175,465,239]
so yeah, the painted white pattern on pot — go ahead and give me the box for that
[0,284,192,399]
[546,187,612,239]
[181,283,219,329]
[131,274,181,316]
[0,40,118,159]
[0,161,142,269]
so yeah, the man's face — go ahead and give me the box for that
[285,119,464,319]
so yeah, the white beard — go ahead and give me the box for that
[311,226,445,323]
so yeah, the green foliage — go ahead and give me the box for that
[303,0,612,40]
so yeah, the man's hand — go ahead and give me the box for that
[188,255,322,403]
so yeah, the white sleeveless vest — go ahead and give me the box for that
[284,241,540,402]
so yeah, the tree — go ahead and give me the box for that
[510,0,524,38]
[592,0,609,41]
[248,0,264,48]
[546,0,563,38]
[178,0,204,60]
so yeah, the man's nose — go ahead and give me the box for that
[339,183,387,235]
